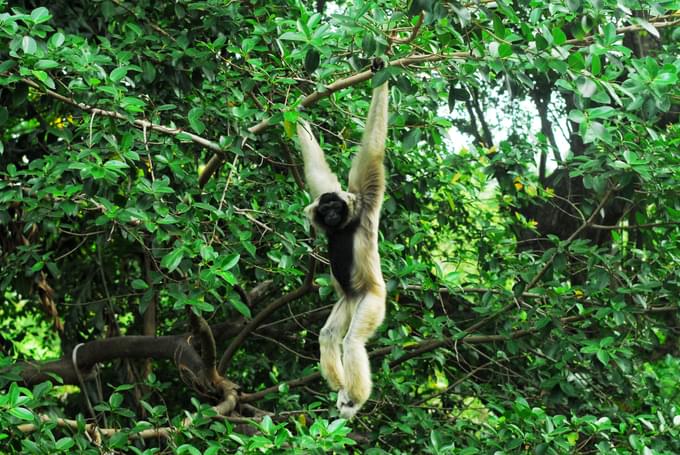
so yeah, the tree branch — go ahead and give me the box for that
[217,256,317,375]
[18,78,223,153]
[240,305,678,403]
[15,335,204,387]
[390,14,425,44]
[198,52,466,187]
[590,221,680,230]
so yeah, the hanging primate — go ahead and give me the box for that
[296,63,388,418]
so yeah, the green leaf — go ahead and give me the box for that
[583,121,607,143]
[576,77,597,98]
[142,60,157,83]
[498,43,513,58]
[49,32,65,48]
[231,298,251,318]
[104,160,129,170]
[596,350,610,365]
[131,279,148,290]
[109,392,123,408]
[9,407,33,421]
[362,34,377,56]
[31,70,55,90]
[591,54,601,76]
[492,15,506,38]
[35,60,59,70]
[552,27,566,45]
[188,107,205,134]
[31,7,52,23]
[223,253,240,270]
[110,67,128,83]
[304,49,320,74]
[22,36,37,55]
[635,19,659,38]
[587,106,615,119]
[55,437,75,451]
[567,52,584,71]
[403,128,421,151]
[279,31,307,42]
[372,68,390,88]
[568,110,586,123]
[161,248,184,273]
[654,71,677,87]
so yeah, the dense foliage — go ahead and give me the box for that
[1,0,679,453]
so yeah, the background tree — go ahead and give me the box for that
[1,0,679,453]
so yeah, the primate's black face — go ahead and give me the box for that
[315,192,348,230]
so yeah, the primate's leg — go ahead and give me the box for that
[337,290,386,418]
[318,298,352,391]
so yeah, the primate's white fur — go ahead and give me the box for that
[296,82,389,419]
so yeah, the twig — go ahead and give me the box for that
[458,186,618,338]
[590,221,680,230]
[564,18,680,45]
[17,394,237,438]
[18,78,223,153]
[404,284,542,299]
[198,52,467,186]
[391,14,425,44]
[217,256,317,375]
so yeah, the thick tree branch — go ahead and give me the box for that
[16,335,204,386]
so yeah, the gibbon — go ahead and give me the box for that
[296,67,388,419]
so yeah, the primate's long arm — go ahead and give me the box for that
[347,82,389,210]
[297,120,342,199]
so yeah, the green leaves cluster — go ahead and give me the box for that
[0,0,679,453]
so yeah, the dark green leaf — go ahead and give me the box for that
[188,107,206,134]
[304,49,320,74]
[161,248,184,273]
